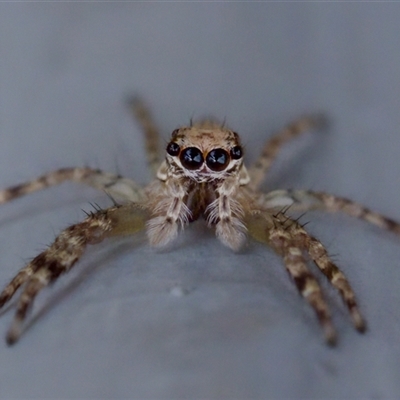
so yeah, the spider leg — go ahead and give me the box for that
[260,189,400,235]
[0,203,148,345]
[280,214,366,332]
[247,115,326,191]
[0,167,145,204]
[127,96,161,177]
[245,212,337,344]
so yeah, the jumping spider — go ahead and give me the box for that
[0,97,398,346]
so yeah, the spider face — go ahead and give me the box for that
[165,124,244,182]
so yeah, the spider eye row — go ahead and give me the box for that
[166,142,243,172]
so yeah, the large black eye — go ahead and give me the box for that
[230,146,243,160]
[180,147,204,170]
[206,149,229,172]
[166,142,180,156]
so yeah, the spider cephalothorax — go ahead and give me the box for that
[0,96,398,345]
[146,121,252,251]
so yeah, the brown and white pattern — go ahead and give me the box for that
[0,97,398,345]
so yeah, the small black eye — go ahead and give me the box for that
[180,147,204,170]
[206,149,229,172]
[230,146,243,160]
[166,142,180,156]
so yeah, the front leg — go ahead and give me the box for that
[259,189,400,234]
[0,203,148,345]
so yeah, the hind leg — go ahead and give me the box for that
[248,115,326,191]
[127,96,161,177]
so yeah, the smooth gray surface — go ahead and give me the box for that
[1,4,400,399]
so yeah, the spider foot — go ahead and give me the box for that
[146,216,179,247]
[323,321,337,346]
[351,308,367,333]
[6,319,22,346]
[215,218,246,251]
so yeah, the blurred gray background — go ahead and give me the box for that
[1,3,400,399]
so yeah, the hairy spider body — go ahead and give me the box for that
[0,97,398,346]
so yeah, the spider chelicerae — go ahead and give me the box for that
[0,98,398,346]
